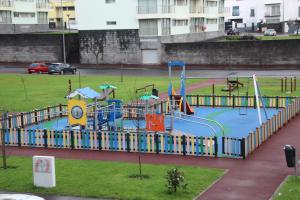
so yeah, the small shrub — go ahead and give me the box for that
[165,168,188,193]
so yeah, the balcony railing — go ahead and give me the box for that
[190,6,205,14]
[0,0,13,8]
[265,12,281,17]
[137,5,174,14]
[190,24,206,33]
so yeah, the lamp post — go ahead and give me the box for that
[67,14,70,33]
[61,0,66,64]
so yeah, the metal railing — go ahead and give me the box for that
[0,0,13,8]
[137,5,174,14]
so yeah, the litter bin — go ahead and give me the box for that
[284,145,296,168]
[152,88,158,97]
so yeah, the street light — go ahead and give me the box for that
[61,0,66,64]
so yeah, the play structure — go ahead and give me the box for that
[66,85,123,131]
[4,61,299,160]
[222,75,244,94]
[167,61,194,115]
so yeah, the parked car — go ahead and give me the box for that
[48,63,77,75]
[227,28,240,35]
[27,63,48,74]
[264,29,277,36]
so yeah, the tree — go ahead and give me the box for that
[165,168,187,193]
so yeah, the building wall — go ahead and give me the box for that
[49,0,76,29]
[75,0,138,30]
[225,0,300,32]
[75,0,225,36]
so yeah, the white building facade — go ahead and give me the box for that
[0,0,50,33]
[225,0,300,32]
[76,0,226,36]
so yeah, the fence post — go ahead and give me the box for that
[70,130,74,150]
[59,104,63,118]
[17,128,21,147]
[8,115,12,129]
[222,137,225,155]
[197,95,199,107]
[232,95,235,108]
[214,136,218,158]
[155,133,159,154]
[98,131,102,151]
[253,96,256,108]
[43,129,48,149]
[47,106,51,121]
[241,138,246,160]
[182,135,186,156]
[212,84,215,108]
[34,109,38,124]
[126,132,130,152]
[276,96,279,109]
[20,112,24,128]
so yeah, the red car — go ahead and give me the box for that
[27,63,49,74]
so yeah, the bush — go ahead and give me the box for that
[165,168,188,193]
[225,35,258,41]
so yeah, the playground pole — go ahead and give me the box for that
[183,64,187,114]
[253,74,262,125]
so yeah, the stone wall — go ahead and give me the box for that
[0,24,49,34]
[79,30,142,64]
[162,39,300,67]
[0,34,79,63]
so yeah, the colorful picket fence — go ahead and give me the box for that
[0,105,66,129]
[222,97,300,159]
[0,128,218,157]
[186,95,293,108]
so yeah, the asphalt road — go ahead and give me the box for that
[1,65,300,78]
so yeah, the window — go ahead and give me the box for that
[105,0,115,3]
[250,9,255,17]
[175,0,187,6]
[139,19,158,36]
[106,21,116,25]
[0,10,12,24]
[172,19,188,26]
[207,1,217,7]
[298,7,300,17]
[232,6,239,16]
[13,12,35,18]
[37,12,48,24]
[265,4,280,16]
[207,18,217,24]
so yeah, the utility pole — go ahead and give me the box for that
[61,0,66,64]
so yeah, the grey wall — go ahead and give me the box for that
[0,34,79,63]
[162,40,300,67]
[79,30,142,64]
[0,24,49,34]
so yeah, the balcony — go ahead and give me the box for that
[137,5,174,14]
[36,2,50,10]
[264,12,280,17]
[0,0,13,9]
[190,24,206,33]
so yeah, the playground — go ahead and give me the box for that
[1,62,300,200]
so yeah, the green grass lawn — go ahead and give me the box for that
[0,156,224,200]
[273,176,300,200]
[190,77,300,97]
[0,74,199,112]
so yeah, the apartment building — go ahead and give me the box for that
[49,0,76,29]
[0,0,49,33]
[225,0,300,32]
[76,0,226,36]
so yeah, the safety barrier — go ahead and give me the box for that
[186,95,294,108]
[0,105,66,129]
[0,128,218,157]
[243,97,300,158]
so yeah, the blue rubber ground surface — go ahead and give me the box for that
[28,107,280,138]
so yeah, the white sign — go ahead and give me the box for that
[33,156,56,188]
